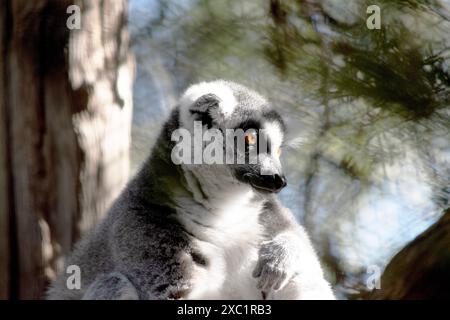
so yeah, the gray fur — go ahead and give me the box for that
[47,80,334,300]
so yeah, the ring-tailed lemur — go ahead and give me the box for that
[47,80,335,300]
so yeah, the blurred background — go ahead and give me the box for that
[1,0,450,299]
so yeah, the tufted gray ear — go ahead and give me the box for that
[189,94,221,128]
[190,93,220,112]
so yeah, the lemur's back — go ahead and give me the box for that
[47,214,112,299]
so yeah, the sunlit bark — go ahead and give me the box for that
[0,0,134,299]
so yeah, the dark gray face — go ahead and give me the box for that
[179,81,288,193]
[231,136,287,194]
[226,109,287,193]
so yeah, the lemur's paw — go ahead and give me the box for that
[252,236,301,292]
[152,282,192,300]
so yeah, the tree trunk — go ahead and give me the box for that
[0,1,12,299]
[369,208,450,299]
[0,0,134,299]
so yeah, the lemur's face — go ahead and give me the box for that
[178,81,287,193]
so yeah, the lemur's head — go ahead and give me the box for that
[175,80,287,194]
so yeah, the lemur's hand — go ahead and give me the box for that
[252,233,302,293]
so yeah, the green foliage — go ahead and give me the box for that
[260,0,450,184]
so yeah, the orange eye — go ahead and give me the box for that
[245,132,257,145]
[277,147,282,157]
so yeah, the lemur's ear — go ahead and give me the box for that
[180,82,237,128]
[190,93,220,113]
[189,93,221,128]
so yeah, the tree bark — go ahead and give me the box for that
[0,0,12,299]
[0,0,134,299]
[369,209,450,299]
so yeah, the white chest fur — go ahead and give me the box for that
[176,189,264,299]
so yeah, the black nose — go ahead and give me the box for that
[243,172,288,193]
[274,174,287,190]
